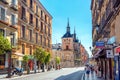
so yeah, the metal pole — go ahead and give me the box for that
[7,45,12,78]
[7,34,13,78]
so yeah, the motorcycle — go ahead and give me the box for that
[12,67,23,76]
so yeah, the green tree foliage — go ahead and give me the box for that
[22,55,30,73]
[44,52,51,64]
[23,55,29,62]
[33,47,47,64]
[0,33,11,54]
[55,56,60,64]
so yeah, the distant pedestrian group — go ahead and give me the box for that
[85,65,94,77]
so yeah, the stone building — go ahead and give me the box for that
[0,0,18,70]
[91,0,120,80]
[0,0,52,70]
[61,19,81,67]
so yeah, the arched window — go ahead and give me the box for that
[66,45,69,50]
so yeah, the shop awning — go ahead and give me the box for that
[94,49,103,58]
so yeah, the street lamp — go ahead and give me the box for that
[7,32,14,78]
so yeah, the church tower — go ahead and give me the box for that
[62,19,74,50]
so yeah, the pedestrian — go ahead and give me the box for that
[85,66,90,77]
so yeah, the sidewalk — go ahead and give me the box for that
[82,71,104,80]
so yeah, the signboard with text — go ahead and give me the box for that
[106,50,114,58]
[115,46,120,56]
[96,41,105,48]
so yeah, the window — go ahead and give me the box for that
[44,37,46,46]
[11,0,17,5]
[45,15,47,23]
[66,45,69,50]
[41,22,43,32]
[36,33,38,43]
[36,5,38,13]
[36,18,38,28]
[45,25,46,34]
[30,0,33,8]
[40,35,42,45]
[0,29,5,36]
[21,6,26,19]
[0,7,5,21]
[41,10,43,18]
[11,33,15,46]
[48,40,50,47]
[21,25,25,38]
[48,28,50,36]
[30,46,32,55]
[22,44,25,54]
[29,13,33,24]
[11,14,16,25]
[29,29,32,41]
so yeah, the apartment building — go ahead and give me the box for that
[0,0,52,70]
[17,0,52,69]
[0,0,18,69]
[91,0,120,80]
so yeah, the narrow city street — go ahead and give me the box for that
[1,67,84,80]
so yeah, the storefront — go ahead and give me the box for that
[114,46,120,80]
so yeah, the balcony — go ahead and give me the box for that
[20,36,27,41]
[21,16,28,22]
[98,0,103,10]
[35,12,39,17]
[10,3,18,11]
[0,0,9,4]
[29,6,34,12]
[0,16,9,24]
[22,0,27,6]
[29,22,34,27]
[29,39,34,43]
[35,27,39,31]
[113,0,120,8]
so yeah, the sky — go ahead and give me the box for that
[40,0,92,57]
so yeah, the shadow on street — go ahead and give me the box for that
[55,70,85,80]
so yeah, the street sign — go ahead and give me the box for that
[115,46,120,55]
[106,50,114,58]
[96,41,105,48]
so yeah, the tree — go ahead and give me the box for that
[44,53,51,71]
[55,56,60,64]
[33,47,47,72]
[0,33,11,54]
[22,55,29,74]
[44,53,51,64]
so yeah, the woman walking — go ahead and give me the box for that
[85,66,90,77]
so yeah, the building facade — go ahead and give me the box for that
[0,0,52,71]
[61,19,81,67]
[0,0,18,70]
[80,44,89,65]
[91,0,120,80]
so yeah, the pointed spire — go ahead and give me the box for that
[67,18,70,28]
[74,26,76,34]
[66,18,70,33]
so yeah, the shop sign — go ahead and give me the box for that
[106,50,114,58]
[115,46,120,55]
[96,41,105,48]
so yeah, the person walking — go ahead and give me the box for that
[85,66,90,77]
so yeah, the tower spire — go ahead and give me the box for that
[73,26,76,40]
[66,18,70,33]
[74,26,76,34]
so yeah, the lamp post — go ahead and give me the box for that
[7,32,14,78]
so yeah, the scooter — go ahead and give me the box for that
[12,67,23,76]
